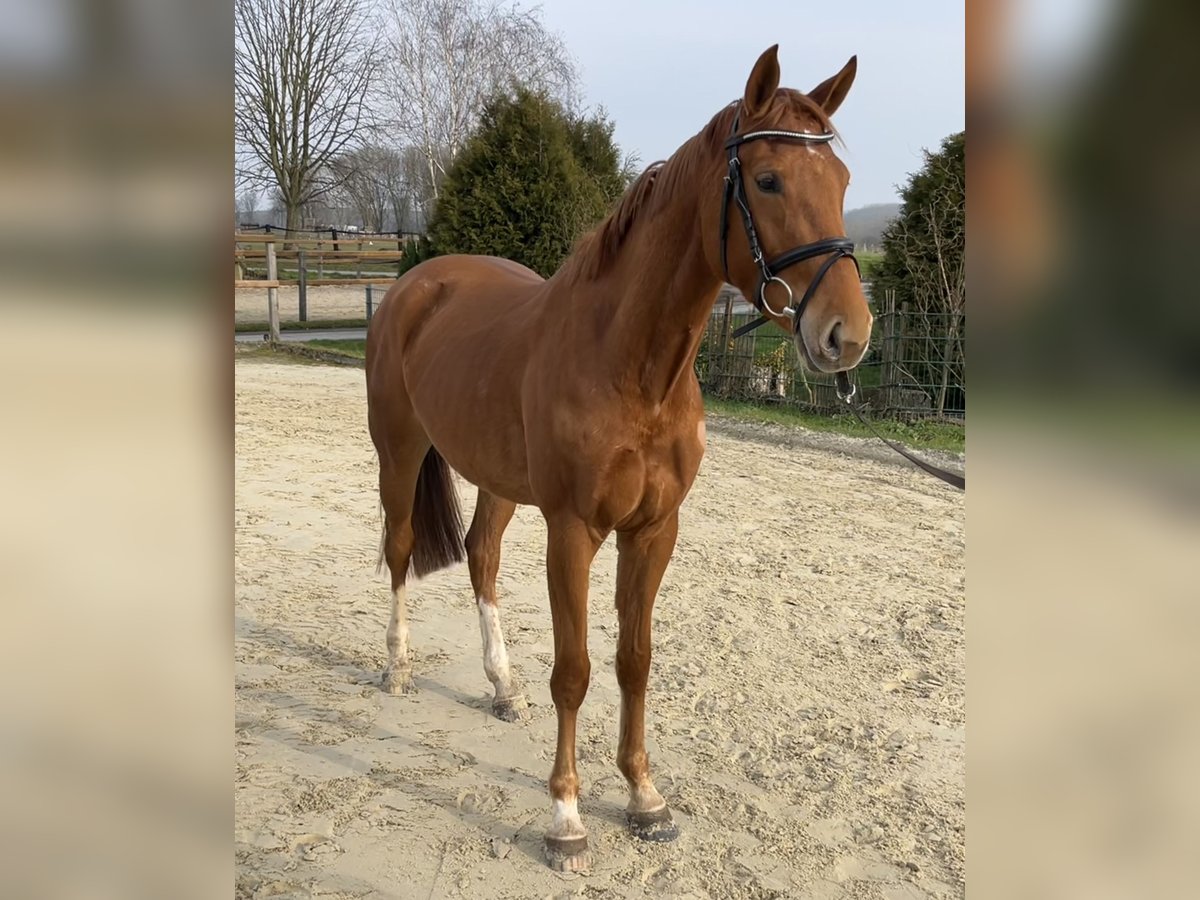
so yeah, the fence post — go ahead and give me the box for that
[720,290,734,389]
[879,289,893,412]
[896,299,910,415]
[366,283,373,320]
[297,249,307,322]
[266,239,280,344]
[331,228,339,252]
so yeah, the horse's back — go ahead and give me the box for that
[373,253,541,338]
[368,253,543,376]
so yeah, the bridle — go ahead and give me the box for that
[716,104,966,491]
[719,106,859,339]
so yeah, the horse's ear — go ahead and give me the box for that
[808,55,858,116]
[743,45,780,118]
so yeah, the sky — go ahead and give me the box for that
[536,0,964,210]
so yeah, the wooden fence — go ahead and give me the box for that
[234,232,417,340]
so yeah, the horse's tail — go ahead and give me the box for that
[409,447,465,579]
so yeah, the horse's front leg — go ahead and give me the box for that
[615,512,680,842]
[543,516,603,872]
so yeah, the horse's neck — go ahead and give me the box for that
[597,201,722,405]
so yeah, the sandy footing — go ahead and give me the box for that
[235,359,964,899]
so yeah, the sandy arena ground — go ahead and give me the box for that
[235,358,965,899]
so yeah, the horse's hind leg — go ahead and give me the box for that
[465,490,528,721]
[378,440,429,695]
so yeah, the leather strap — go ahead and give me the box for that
[835,373,965,490]
[730,314,770,338]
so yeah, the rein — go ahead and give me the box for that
[835,373,966,490]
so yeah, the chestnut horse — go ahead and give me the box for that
[365,45,872,871]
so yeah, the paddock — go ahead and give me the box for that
[235,357,964,899]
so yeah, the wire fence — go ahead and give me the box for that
[697,289,965,422]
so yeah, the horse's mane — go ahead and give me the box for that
[556,89,836,285]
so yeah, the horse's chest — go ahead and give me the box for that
[593,430,703,529]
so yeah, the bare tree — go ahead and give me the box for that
[235,0,378,234]
[327,144,432,232]
[886,155,965,416]
[330,149,384,232]
[378,0,578,216]
[236,188,261,226]
[398,145,435,229]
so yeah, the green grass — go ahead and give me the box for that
[235,345,331,366]
[302,339,366,359]
[703,397,964,453]
[234,318,368,333]
[236,341,365,367]
[858,250,884,282]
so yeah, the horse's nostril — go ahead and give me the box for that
[825,320,844,358]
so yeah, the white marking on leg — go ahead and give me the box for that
[477,597,518,700]
[382,586,413,692]
[549,797,586,839]
[387,587,409,667]
[628,779,667,815]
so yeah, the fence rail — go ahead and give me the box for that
[235,231,414,338]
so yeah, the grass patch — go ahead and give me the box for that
[302,339,366,359]
[704,397,964,453]
[235,318,368,333]
[236,342,365,367]
[235,345,331,366]
[857,249,884,282]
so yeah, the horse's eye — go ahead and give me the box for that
[755,174,779,193]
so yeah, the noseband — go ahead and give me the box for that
[719,109,859,338]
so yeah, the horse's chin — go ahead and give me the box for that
[792,335,823,374]
[793,333,850,375]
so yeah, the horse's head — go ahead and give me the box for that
[709,45,872,374]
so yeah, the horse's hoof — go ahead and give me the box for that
[381,669,416,695]
[493,694,530,723]
[544,834,590,872]
[626,806,679,843]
